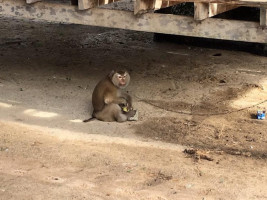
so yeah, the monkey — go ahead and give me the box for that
[83,70,136,122]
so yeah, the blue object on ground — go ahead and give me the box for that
[257,110,266,120]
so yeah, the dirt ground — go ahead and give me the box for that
[0,14,267,200]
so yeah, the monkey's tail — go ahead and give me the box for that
[83,112,96,123]
[83,117,95,122]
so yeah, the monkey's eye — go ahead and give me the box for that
[118,75,122,79]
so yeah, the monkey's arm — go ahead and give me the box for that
[104,94,127,105]
[120,92,133,109]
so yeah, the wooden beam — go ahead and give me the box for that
[194,3,209,20]
[195,3,239,20]
[162,0,267,7]
[154,0,164,9]
[260,7,267,26]
[209,3,238,17]
[78,0,94,10]
[156,1,183,9]
[26,0,41,4]
[135,1,183,14]
[77,0,120,10]
[1,0,267,44]
[134,0,154,15]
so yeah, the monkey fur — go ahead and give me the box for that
[83,70,136,122]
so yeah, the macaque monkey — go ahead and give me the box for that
[83,70,136,122]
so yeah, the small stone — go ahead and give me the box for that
[186,184,192,189]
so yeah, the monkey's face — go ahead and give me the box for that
[117,73,127,86]
[112,71,130,89]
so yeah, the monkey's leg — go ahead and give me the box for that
[94,104,127,122]
[94,108,115,122]
[111,104,128,122]
[116,114,128,122]
[125,110,136,120]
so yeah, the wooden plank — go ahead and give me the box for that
[78,0,94,10]
[135,0,182,14]
[260,7,267,26]
[134,0,154,15]
[194,3,209,20]
[77,0,119,10]
[26,0,41,4]
[154,0,179,9]
[1,0,267,43]
[154,0,164,9]
[195,3,238,20]
[161,0,267,7]
[209,3,238,17]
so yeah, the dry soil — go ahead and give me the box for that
[0,15,267,200]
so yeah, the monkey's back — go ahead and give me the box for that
[92,76,117,112]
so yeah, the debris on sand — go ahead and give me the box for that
[257,110,266,120]
[184,148,214,161]
[128,110,138,121]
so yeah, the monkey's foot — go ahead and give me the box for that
[128,110,138,121]
[126,110,136,117]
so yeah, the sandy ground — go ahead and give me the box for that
[0,15,267,200]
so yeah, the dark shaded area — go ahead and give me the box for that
[154,5,265,56]
[153,34,267,56]
[157,3,260,21]
[215,7,260,22]
[250,113,258,119]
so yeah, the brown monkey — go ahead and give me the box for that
[83,70,136,122]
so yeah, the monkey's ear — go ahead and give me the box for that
[108,70,116,78]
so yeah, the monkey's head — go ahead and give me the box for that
[109,70,130,89]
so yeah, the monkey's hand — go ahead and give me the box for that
[126,110,137,119]
[120,102,133,113]
[126,103,133,111]
[121,93,133,110]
